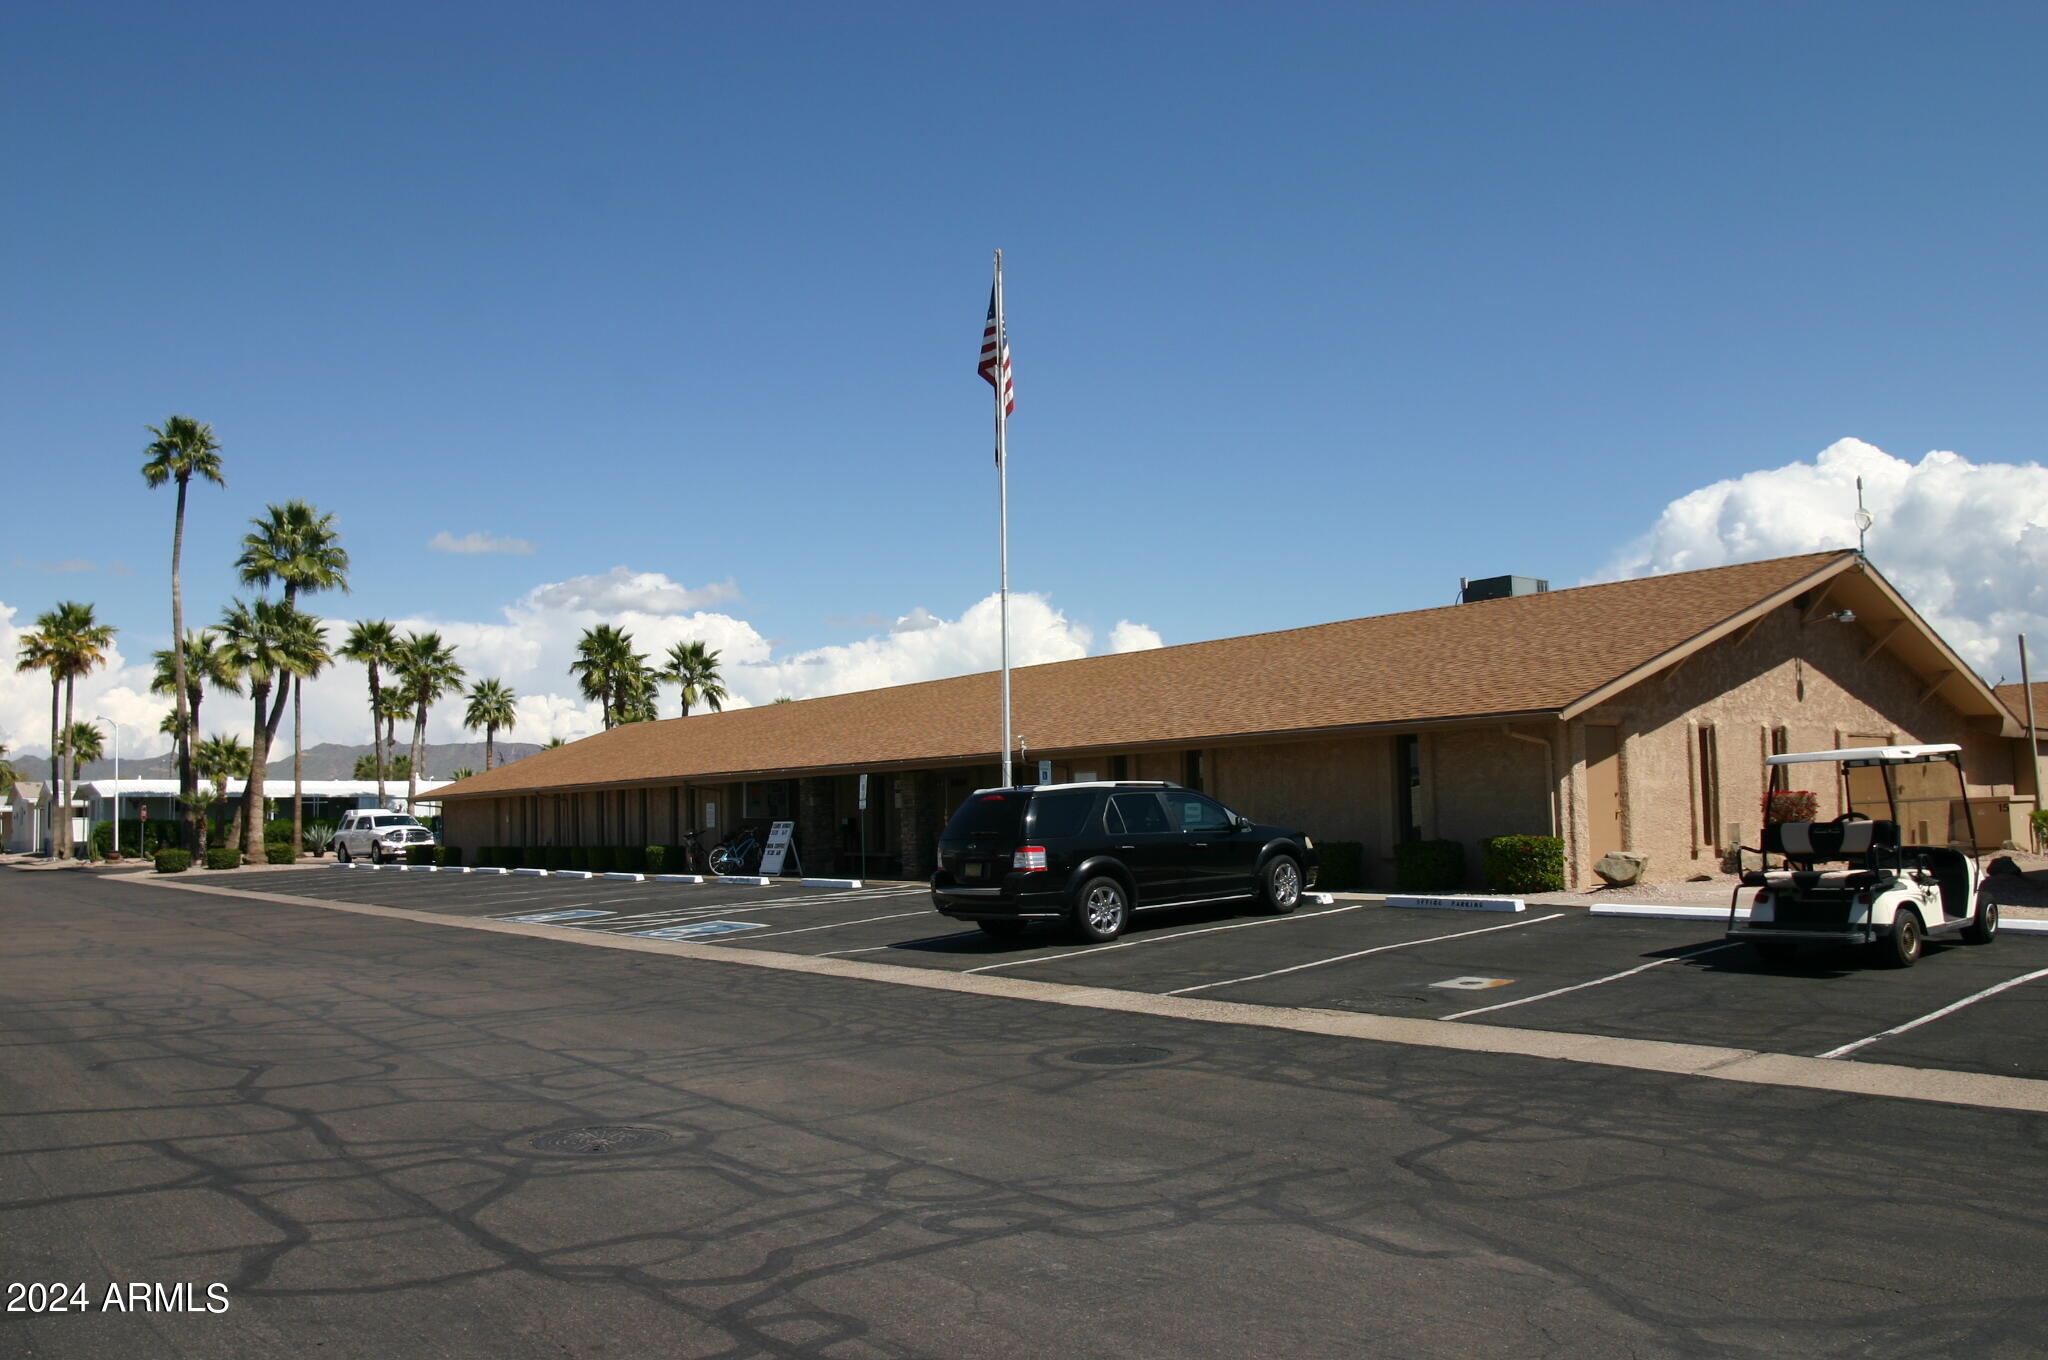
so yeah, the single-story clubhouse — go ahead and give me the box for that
[434,551,2033,889]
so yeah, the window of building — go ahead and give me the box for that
[1111,755,1129,781]
[1182,750,1205,792]
[1697,725,1721,848]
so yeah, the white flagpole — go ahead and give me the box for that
[994,249,1013,787]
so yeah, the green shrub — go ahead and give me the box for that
[1313,841,1364,892]
[615,846,644,873]
[264,841,297,865]
[204,848,242,871]
[586,846,615,874]
[263,818,295,844]
[154,848,192,874]
[643,845,667,874]
[2029,809,2048,850]
[405,844,436,865]
[1481,835,1565,894]
[568,847,590,872]
[438,845,463,868]
[1393,839,1465,892]
[540,845,565,871]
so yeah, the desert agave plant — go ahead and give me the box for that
[301,822,336,857]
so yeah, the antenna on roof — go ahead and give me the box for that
[1854,476,1874,555]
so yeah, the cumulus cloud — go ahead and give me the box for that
[0,601,170,759]
[0,570,1165,759]
[1600,438,2048,682]
[1108,620,1165,653]
[429,531,536,555]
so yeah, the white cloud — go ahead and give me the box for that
[0,571,1165,759]
[1600,437,2048,682]
[0,601,170,759]
[429,531,536,556]
[1108,620,1165,653]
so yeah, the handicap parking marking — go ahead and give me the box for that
[1440,940,1744,1020]
[1816,965,2048,1060]
[724,911,932,942]
[493,909,617,923]
[629,920,767,940]
[575,887,926,933]
[1165,913,1568,995]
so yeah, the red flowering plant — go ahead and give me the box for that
[1763,790,1819,825]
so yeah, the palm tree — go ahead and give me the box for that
[569,624,641,729]
[375,688,412,782]
[0,743,16,796]
[218,598,310,859]
[27,604,116,859]
[614,660,661,725]
[339,620,399,804]
[280,611,331,852]
[15,613,62,856]
[236,501,349,851]
[392,632,464,812]
[662,640,729,717]
[462,679,517,771]
[142,415,226,854]
[65,722,104,785]
[151,630,242,797]
[195,732,251,803]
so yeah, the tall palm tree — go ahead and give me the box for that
[462,679,518,771]
[38,603,116,860]
[236,501,349,848]
[194,732,250,848]
[662,640,729,717]
[339,620,399,805]
[375,688,412,784]
[281,613,331,852]
[0,743,16,796]
[151,630,242,795]
[392,632,464,811]
[569,624,640,730]
[141,415,225,854]
[614,660,661,725]
[217,598,300,859]
[14,613,62,856]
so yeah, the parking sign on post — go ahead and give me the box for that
[1038,760,1052,785]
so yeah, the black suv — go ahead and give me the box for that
[930,782,1318,942]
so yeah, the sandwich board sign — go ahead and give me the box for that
[759,820,797,876]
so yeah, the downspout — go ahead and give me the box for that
[1503,725,1559,836]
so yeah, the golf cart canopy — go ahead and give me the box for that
[1764,743,1962,768]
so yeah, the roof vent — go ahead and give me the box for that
[1460,575,1549,604]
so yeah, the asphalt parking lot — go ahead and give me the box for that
[264,866,2048,1083]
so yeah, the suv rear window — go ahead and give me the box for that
[942,793,1027,841]
[1027,791,1097,839]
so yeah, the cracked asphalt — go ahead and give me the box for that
[4,867,2045,1359]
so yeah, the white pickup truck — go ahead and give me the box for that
[335,810,437,864]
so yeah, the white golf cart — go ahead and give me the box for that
[1727,743,1996,968]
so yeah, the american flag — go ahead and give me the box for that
[978,287,1014,418]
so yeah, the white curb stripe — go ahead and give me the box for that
[801,878,864,888]
[512,867,547,876]
[1386,894,1525,913]
[602,872,644,881]
[652,874,706,884]
[717,875,772,886]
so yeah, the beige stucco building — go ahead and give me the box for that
[434,552,2029,889]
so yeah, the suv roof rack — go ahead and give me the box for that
[970,780,1181,796]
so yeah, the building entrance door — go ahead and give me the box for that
[1585,725,1623,863]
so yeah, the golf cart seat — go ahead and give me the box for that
[1741,818,1901,890]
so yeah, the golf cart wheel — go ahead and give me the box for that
[977,919,1028,939]
[1877,908,1923,969]
[1962,900,1999,945]
[1752,941,1799,966]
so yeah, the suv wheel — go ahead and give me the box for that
[1073,876,1130,943]
[336,843,352,864]
[1258,856,1303,914]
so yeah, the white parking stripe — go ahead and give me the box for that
[1168,913,1569,995]
[1440,941,1743,1020]
[830,930,984,954]
[576,888,921,929]
[958,905,1365,974]
[736,911,930,941]
[1816,966,2048,1060]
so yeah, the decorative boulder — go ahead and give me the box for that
[1594,850,1650,887]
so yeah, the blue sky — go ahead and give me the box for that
[7,2,2047,755]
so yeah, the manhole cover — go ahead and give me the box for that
[527,1125,672,1155]
[1066,1044,1174,1066]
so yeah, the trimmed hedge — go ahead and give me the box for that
[154,848,192,874]
[614,846,644,873]
[586,846,615,874]
[643,845,667,874]
[96,820,182,858]
[264,842,297,866]
[439,845,463,868]
[406,844,435,865]
[1312,841,1364,892]
[204,848,242,871]
[1481,834,1564,894]
[1393,839,1465,892]
[543,846,568,871]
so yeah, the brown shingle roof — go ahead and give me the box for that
[439,551,1856,798]
[1995,682,2048,729]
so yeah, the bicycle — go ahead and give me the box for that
[708,827,763,876]
[679,827,708,875]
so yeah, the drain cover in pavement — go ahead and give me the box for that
[1066,1044,1174,1066]
[527,1126,672,1155]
